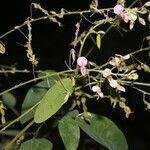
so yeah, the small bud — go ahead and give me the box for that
[138,17,146,26]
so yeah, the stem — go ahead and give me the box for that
[129,0,139,8]
[0,69,75,96]
[120,80,150,87]
[0,104,38,134]
[130,47,150,55]
[78,18,114,57]
[132,87,150,96]
[0,69,42,74]
[0,8,112,40]
[78,31,92,57]
[5,120,34,149]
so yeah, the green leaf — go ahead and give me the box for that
[19,138,53,150]
[2,92,16,108]
[34,78,73,123]
[76,114,128,150]
[20,76,59,124]
[58,111,80,150]
[96,34,101,49]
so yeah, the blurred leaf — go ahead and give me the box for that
[20,75,59,124]
[34,78,73,123]
[58,110,80,150]
[1,129,19,136]
[76,114,128,150]
[2,92,16,108]
[19,138,53,150]
[96,34,101,49]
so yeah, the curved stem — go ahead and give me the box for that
[0,103,38,134]
[120,80,150,87]
[78,31,92,57]
[0,69,42,74]
[132,87,150,96]
[0,8,112,40]
[0,69,75,97]
[130,47,150,55]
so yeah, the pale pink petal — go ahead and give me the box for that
[144,2,150,7]
[122,54,130,60]
[113,5,124,15]
[80,66,87,76]
[108,77,118,88]
[97,91,104,98]
[77,57,88,67]
[121,13,129,23]
[117,85,126,92]
[115,54,122,57]
[92,86,104,98]
[115,54,130,60]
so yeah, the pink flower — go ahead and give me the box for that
[92,85,104,98]
[113,5,124,15]
[117,85,126,92]
[115,54,130,60]
[108,77,118,88]
[109,54,130,66]
[108,77,126,92]
[113,4,129,23]
[120,13,129,23]
[77,57,88,76]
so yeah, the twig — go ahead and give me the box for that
[0,8,112,40]
[4,120,34,149]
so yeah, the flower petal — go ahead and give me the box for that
[117,85,126,92]
[113,5,124,15]
[80,66,87,76]
[77,57,88,67]
[108,77,118,88]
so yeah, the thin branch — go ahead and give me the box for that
[0,69,75,97]
[5,120,34,149]
[0,8,112,40]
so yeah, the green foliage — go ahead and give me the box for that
[20,75,59,124]
[96,34,101,49]
[34,78,73,123]
[2,92,16,108]
[76,114,128,150]
[0,1,149,149]
[58,110,80,150]
[19,138,53,150]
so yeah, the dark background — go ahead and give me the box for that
[0,0,150,150]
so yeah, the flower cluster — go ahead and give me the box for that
[109,54,130,67]
[113,2,149,29]
[102,68,126,92]
[91,85,104,99]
